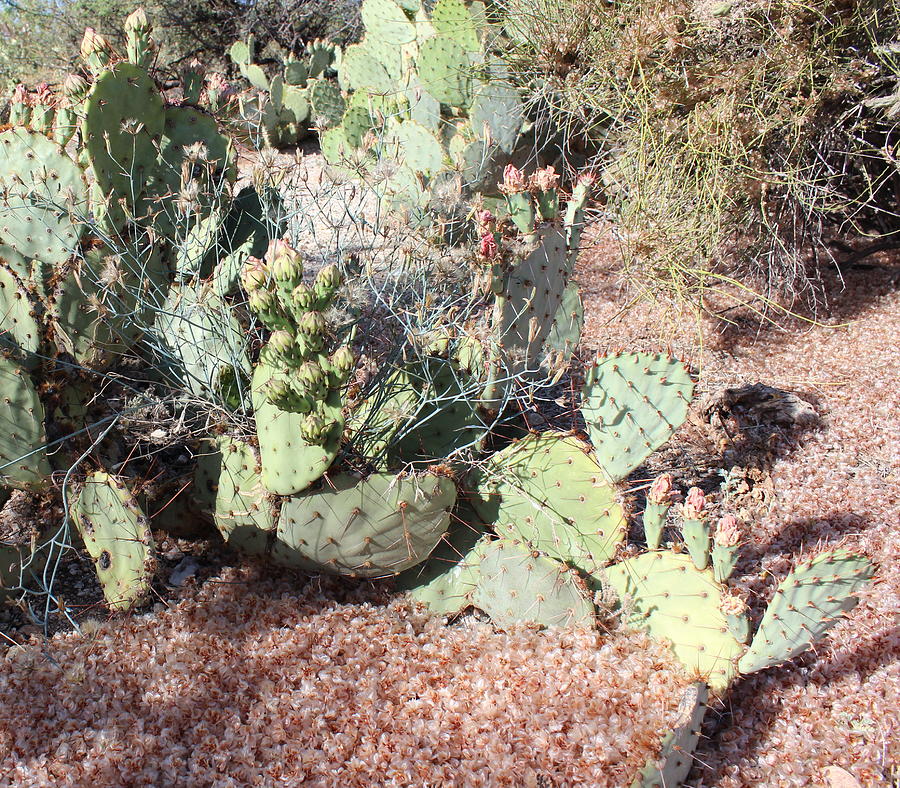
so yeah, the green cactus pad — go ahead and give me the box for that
[210,437,276,555]
[0,263,41,367]
[431,0,481,52]
[602,550,744,689]
[473,538,595,629]
[417,36,471,107]
[229,41,251,65]
[387,358,488,465]
[339,43,394,95]
[155,282,251,401]
[72,472,156,611]
[0,356,50,491]
[582,352,694,483]
[386,121,444,176]
[0,128,87,267]
[632,683,709,788]
[251,360,343,495]
[82,62,165,225]
[395,512,490,616]
[403,71,442,131]
[273,471,457,577]
[309,80,346,129]
[492,226,569,382]
[470,83,524,155]
[361,0,417,45]
[737,550,875,676]
[470,432,626,573]
[545,282,584,361]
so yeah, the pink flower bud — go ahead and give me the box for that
[80,27,111,60]
[34,83,53,105]
[719,592,746,617]
[576,171,597,188]
[476,209,495,233]
[530,165,559,193]
[714,515,741,547]
[499,164,527,194]
[479,232,498,261]
[681,487,706,520]
[124,8,150,33]
[11,84,27,105]
[647,473,674,505]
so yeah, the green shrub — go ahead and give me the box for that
[499,0,900,310]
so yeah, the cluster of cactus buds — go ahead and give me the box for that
[243,240,353,446]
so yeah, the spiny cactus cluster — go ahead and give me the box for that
[318,0,526,223]
[230,35,343,147]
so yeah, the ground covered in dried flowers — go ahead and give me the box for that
[0,216,897,787]
[0,569,692,787]
[578,231,899,787]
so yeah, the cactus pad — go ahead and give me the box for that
[72,472,156,611]
[0,356,50,491]
[545,282,583,361]
[251,360,342,495]
[473,538,595,629]
[416,36,471,107]
[396,515,489,615]
[632,683,709,788]
[309,80,346,129]
[210,437,276,555]
[737,550,875,675]
[273,471,457,577]
[0,264,41,366]
[603,550,744,689]
[430,0,481,52]
[582,352,694,483]
[470,432,626,573]
[82,63,165,225]
[361,0,417,45]
[0,128,87,268]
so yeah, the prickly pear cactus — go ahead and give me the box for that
[472,538,595,629]
[582,351,694,483]
[0,128,88,274]
[273,471,457,577]
[0,356,51,491]
[470,432,626,574]
[737,550,875,675]
[72,472,156,611]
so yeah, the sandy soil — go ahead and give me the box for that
[0,188,897,786]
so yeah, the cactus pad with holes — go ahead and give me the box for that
[72,472,156,611]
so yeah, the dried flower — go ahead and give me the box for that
[681,487,706,520]
[714,515,742,547]
[499,164,527,194]
[647,473,675,505]
[479,232,498,261]
[530,165,559,193]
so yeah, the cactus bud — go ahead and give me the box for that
[499,164,527,194]
[183,58,204,104]
[530,165,559,193]
[315,263,342,291]
[300,413,334,445]
[712,514,742,583]
[329,346,354,385]
[263,377,293,410]
[680,487,710,571]
[296,310,326,337]
[241,257,268,292]
[530,165,559,220]
[297,361,327,398]
[81,28,113,75]
[268,329,295,357]
[291,283,316,313]
[125,8,150,32]
[475,209,496,235]
[9,84,31,127]
[62,73,91,102]
[267,239,303,290]
[30,83,55,135]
